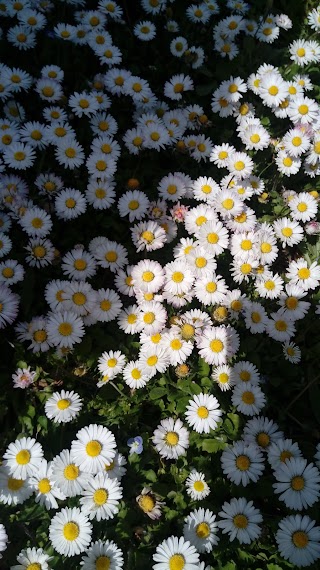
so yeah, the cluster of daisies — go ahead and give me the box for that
[1,0,320,568]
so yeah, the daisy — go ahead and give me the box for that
[232,382,266,416]
[91,288,122,323]
[19,206,52,238]
[273,457,320,511]
[184,508,219,553]
[45,390,83,424]
[283,341,302,363]
[218,497,262,544]
[0,259,24,286]
[86,151,117,178]
[139,345,169,378]
[185,470,210,500]
[19,120,48,149]
[2,141,35,170]
[0,284,19,328]
[28,316,51,353]
[80,539,124,570]
[282,128,311,157]
[163,260,195,296]
[61,248,96,281]
[70,424,117,474]
[124,76,151,102]
[289,39,314,65]
[196,325,239,366]
[90,112,118,137]
[51,449,91,498]
[49,507,92,557]
[233,361,260,385]
[79,472,122,521]
[63,281,96,317]
[152,417,189,460]
[266,312,296,343]
[243,416,284,451]
[69,91,99,117]
[136,487,164,520]
[277,283,310,320]
[187,246,217,279]
[267,438,302,470]
[131,259,165,293]
[11,547,52,570]
[288,96,319,124]
[153,536,199,570]
[94,240,128,273]
[97,350,126,378]
[273,217,304,248]
[164,74,194,100]
[289,192,318,222]
[12,366,36,389]
[134,20,156,41]
[35,77,63,102]
[211,365,236,391]
[54,188,87,221]
[243,300,269,334]
[0,233,12,258]
[221,441,265,486]
[276,514,320,568]
[275,150,301,176]
[3,436,43,479]
[185,393,222,434]
[86,177,116,210]
[46,311,85,348]
[131,220,166,252]
[103,452,127,481]
[0,464,33,505]
[117,304,143,335]
[54,137,85,169]
[0,524,7,558]
[239,123,270,151]
[162,330,193,366]
[255,273,284,299]
[286,259,320,291]
[28,459,66,510]
[259,72,288,107]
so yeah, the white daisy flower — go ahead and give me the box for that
[164,74,194,100]
[152,417,189,460]
[11,547,52,570]
[0,464,33,505]
[276,514,320,568]
[139,345,170,378]
[45,390,83,424]
[2,141,35,170]
[277,283,310,320]
[255,273,284,299]
[218,497,262,544]
[97,350,126,378]
[80,539,124,570]
[94,240,128,273]
[273,457,320,511]
[86,177,116,210]
[273,217,304,248]
[91,288,122,323]
[0,284,19,328]
[289,192,318,222]
[267,438,302,470]
[243,416,284,451]
[46,311,85,348]
[70,424,117,474]
[131,220,167,252]
[211,365,236,391]
[184,508,219,553]
[55,188,87,220]
[131,259,165,293]
[275,150,301,176]
[122,360,151,389]
[232,382,266,416]
[282,341,302,363]
[286,259,320,291]
[54,136,85,169]
[185,470,210,500]
[61,248,97,281]
[49,507,92,557]
[79,472,122,521]
[0,524,7,559]
[69,91,99,117]
[221,441,265,486]
[288,96,319,124]
[3,436,43,479]
[185,393,222,434]
[28,458,66,510]
[103,451,127,480]
[196,325,240,366]
[153,535,199,570]
[51,449,91,498]
[282,128,311,157]
[0,259,24,285]
[117,305,144,335]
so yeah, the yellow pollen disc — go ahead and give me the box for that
[193,480,204,492]
[196,215,207,226]
[27,16,37,25]
[96,160,107,171]
[90,16,99,26]
[196,522,210,539]
[218,150,228,159]
[8,478,24,490]
[181,323,195,340]
[144,292,154,301]
[58,323,72,336]
[173,83,184,93]
[55,127,66,137]
[142,271,154,282]
[228,83,238,93]
[172,271,184,283]
[132,82,142,92]
[151,332,161,343]
[254,79,260,88]
[169,554,185,570]
[206,281,217,293]
[275,320,287,331]
[314,141,320,154]
[195,257,207,268]
[26,564,41,570]
[74,259,87,271]
[236,455,250,470]
[231,300,242,311]
[285,297,298,310]
[57,398,70,410]
[95,188,106,199]
[44,181,56,192]
[292,531,309,549]
[263,27,272,35]
[31,130,42,140]
[86,440,102,457]
[250,134,260,143]
[233,514,248,529]
[197,143,206,152]
[241,239,252,250]
[105,251,117,262]
[63,464,79,480]
[167,184,177,195]
[16,450,30,465]
[31,217,44,229]
[218,373,229,384]
[147,355,158,366]
[141,230,154,243]
[100,300,111,311]
[34,330,47,342]
[242,391,255,404]
[150,132,160,141]
[234,160,245,171]
[170,339,182,350]
[144,312,155,325]
[268,85,278,95]
[222,198,234,210]
[139,494,155,512]
[239,371,250,382]
[99,121,109,131]
[42,86,54,96]
[38,478,51,494]
[14,151,26,161]
[201,184,212,194]
[2,134,12,144]
[235,213,247,224]
[95,556,111,570]
[63,522,79,541]
[298,267,310,279]
[281,227,293,237]
[280,450,293,462]
[283,157,293,167]
[261,242,271,253]
[265,280,275,290]
[257,432,270,447]
[72,292,86,305]
[93,488,108,505]
[131,368,141,380]
[65,148,76,158]
[298,104,309,115]
[297,202,307,212]
[101,143,112,154]
[127,314,137,324]
[239,103,249,115]
[207,232,218,244]
[251,312,261,323]
[60,30,70,38]
[79,99,90,110]
[290,475,305,491]
[197,406,209,419]
[292,136,302,146]
[2,267,14,278]
[210,339,224,352]
[241,263,252,274]
[165,431,179,446]
[107,358,117,368]
[287,347,295,356]
[296,48,305,57]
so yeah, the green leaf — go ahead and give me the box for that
[149,387,167,400]
[201,439,227,453]
[143,469,157,483]
[198,357,210,377]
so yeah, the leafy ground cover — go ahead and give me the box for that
[1,0,320,568]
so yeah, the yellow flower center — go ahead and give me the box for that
[169,554,185,570]
[57,398,70,410]
[218,373,229,384]
[86,440,102,457]
[150,132,160,141]
[298,104,309,115]
[239,103,249,115]
[127,314,137,324]
[196,522,210,538]
[240,371,250,382]
[72,292,86,305]
[296,47,305,57]
[234,160,245,171]
[285,296,298,310]
[261,242,271,253]
[142,271,154,282]
[65,148,76,158]
[141,230,154,243]
[291,475,305,491]
[236,455,250,470]
[233,514,248,528]
[257,432,270,447]
[99,121,109,131]
[292,136,302,146]
[143,312,155,325]
[206,282,217,293]
[241,263,252,274]
[241,239,252,250]
[181,323,195,340]
[210,339,224,352]
[173,83,184,93]
[283,157,293,167]
[63,522,79,540]
[193,480,205,491]
[292,531,309,549]
[195,256,207,268]
[170,339,182,350]
[201,184,212,194]
[31,130,42,140]
[73,259,86,271]
[231,300,242,311]
[268,85,278,96]
[229,83,238,93]
[222,198,234,210]
[147,355,158,366]
[241,391,255,404]
[139,494,155,512]
[44,181,56,192]
[131,368,141,380]
[105,251,117,262]
[297,267,310,280]
[197,406,209,419]
[219,150,228,159]
[93,488,108,505]
[14,151,26,161]
[16,450,30,465]
[8,478,24,490]
[42,86,54,97]
[26,564,41,570]
[100,300,111,311]
[58,323,73,336]
[95,556,111,570]
[96,160,107,171]
[165,431,179,446]
[297,202,307,212]
[280,450,293,462]
[250,134,260,143]
[63,464,79,480]
[2,267,14,278]
[281,227,293,237]
[38,477,51,494]
[207,232,219,244]
[275,320,287,331]
[33,330,47,342]
[264,280,275,290]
